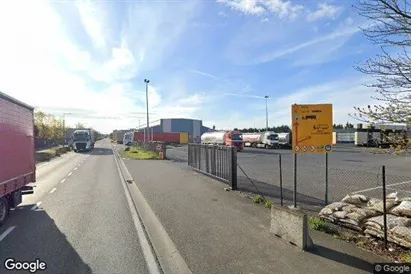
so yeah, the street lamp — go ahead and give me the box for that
[144,79,150,142]
[62,113,72,146]
[264,95,269,132]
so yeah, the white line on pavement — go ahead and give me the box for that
[60,178,66,184]
[74,167,78,171]
[49,188,57,194]
[68,172,73,177]
[114,154,161,274]
[352,180,411,194]
[0,226,16,242]
[386,187,411,194]
[31,202,42,211]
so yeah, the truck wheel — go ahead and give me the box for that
[265,144,268,149]
[0,196,10,226]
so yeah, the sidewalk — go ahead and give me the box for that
[123,159,387,274]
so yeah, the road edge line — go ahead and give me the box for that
[113,149,192,274]
[113,151,161,274]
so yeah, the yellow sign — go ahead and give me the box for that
[291,104,333,153]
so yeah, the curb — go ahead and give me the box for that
[113,148,192,274]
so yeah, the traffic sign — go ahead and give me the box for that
[292,103,333,154]
[294,145,300,152]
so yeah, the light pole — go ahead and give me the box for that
[62,113,72,146]
[264,95,269,132]
[144,79,150,142]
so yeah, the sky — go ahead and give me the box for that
[0,0,381,133]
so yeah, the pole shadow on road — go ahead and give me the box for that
[0,206,92,274]
[308,245,373,272]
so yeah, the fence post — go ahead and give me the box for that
[325,152,329,206]
[211,146,216,175]
[382,165,388,250]
[205,146,209,173]
[188,144,191,166]
[231,147,237,190]
[293,153,297,208]
[279,154,283,206]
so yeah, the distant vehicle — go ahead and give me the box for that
[354,124,407,147]
[242,131,279,149]
[0,91,36,225]
[72,128,96,152]
[123,132,134,146]
[277,132,292,148]
[114,130,128,144]
[200,130,244,151]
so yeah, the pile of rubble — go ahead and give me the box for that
[319,193,411,248]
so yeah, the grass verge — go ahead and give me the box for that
[36,147,71,163]
[121,146,159,160]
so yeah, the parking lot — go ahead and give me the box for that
[167,144,411,211]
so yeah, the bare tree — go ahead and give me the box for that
[352,0,411,124]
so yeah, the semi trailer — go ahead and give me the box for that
[200,130,244,151]
[0,91,36,226]
[242,131,279,148]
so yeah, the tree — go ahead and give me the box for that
[75,122,86,129]
[345,122,354,129]
[352,0,411,124]
[333,124,344,129]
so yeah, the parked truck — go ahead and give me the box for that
[0,91,36,225]
[277,132,292,148]
[123,132,134,146]
[200,130,244,151]
[72,128,96,152]
[242,131,279,149]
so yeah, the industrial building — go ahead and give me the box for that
[136,118,212,142]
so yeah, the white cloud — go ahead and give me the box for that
[218,11,229,17]
[307,3,343,22]
[210,77,378,129]
[75,0,107,49]
[217,0,304,19]
[189,69,219,80]
[252,23,361,64]
[0,1,203,133]
[264,0,304,20]
[217,0,265,15]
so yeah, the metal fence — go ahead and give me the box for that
[188,144,237,189]
[236,153,411,214]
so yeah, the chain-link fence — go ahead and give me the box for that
[236,152,411,213]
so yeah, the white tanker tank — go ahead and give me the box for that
[200,131,244,151]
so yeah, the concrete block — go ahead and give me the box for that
[270,204,313,251]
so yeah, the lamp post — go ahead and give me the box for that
[144,79,150,142]
[264,95,269,132]
[62,113,72,146]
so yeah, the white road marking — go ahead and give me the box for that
[114,154,161,274]
[0,226,16,242]
[49,188,57,194]
[31,202,42,211]
[352,180,411,194]
[386,187,411,194]
[60,178,66,184]
[74,167,78,171]
[68,172,73,177]
[43,162,50,166]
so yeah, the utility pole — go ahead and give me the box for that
[144,79,150,142]
[265,95,269,132]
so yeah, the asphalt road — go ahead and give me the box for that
[167,144,411,209]
[0,139,153,274]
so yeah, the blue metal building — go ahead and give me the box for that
[136,118,212,142]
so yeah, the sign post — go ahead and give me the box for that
[291,104,333,207]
